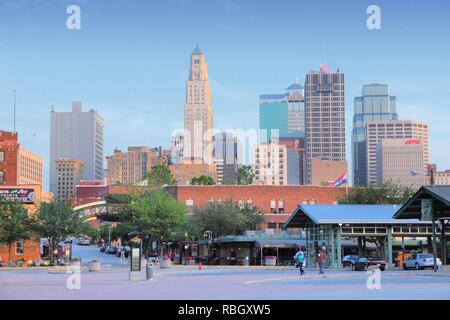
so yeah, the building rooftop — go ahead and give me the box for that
[192,44,202,56]
[285,83,304,91]
[285,204,425,228]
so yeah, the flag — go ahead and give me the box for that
[332,173,347,187]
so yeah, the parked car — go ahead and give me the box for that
[342,255,359,268]
[77,237,90,246]
[116,246,130,258]
[105,245,117,254]
[353,256,386,271]
[403,253,442,270]
[147,254,159,263]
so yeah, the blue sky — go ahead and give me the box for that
[1,0,449,188]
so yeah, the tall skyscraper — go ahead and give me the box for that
[183,45,213,163]
[304,65,346,185]
[352,84,398,186]
[212,132,242,184]
[365,120,429,186]
[259,83,305,142]
[50,101,104,193]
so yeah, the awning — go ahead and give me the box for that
[255,239,305,248]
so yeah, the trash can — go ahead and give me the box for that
[146,262,154,280]
[89,260,101,272]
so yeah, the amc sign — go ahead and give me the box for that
[405,140,422,145]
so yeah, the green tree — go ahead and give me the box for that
[191,175,215,185]
[193,200,264,238]
[338,181,417,205]
[147,164,177,189]
[235,165,255,185]
[0,204,34,263]
[33,201,94,261]
[129,189,187,255]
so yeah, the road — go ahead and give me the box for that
[1,245,450,300]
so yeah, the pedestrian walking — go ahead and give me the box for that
[317,248,326,275]
[293,249,300,268]
[298,250,306,275]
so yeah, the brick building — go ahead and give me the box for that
[74,180,110,205]
[163,185,348,229]
[0,130,43,186]
[0,184,44,264]
[0,131,19,185]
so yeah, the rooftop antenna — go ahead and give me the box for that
[13,89,16,133]
[51,104,54,112]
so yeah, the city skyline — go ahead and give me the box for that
[1,0,449,188]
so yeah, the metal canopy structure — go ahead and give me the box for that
[394,186,450,220]
[394,186,450,271]
[284,204,450,270]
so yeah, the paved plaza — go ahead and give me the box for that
[1,245,450,300]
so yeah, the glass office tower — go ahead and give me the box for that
[352,84,398,186]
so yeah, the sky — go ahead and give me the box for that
[0,0,449,189]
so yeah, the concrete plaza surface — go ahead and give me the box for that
[1,245,450,300]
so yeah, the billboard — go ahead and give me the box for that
[0,188,37,204]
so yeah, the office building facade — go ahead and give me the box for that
[366,120,429,186]
[55,158,84,200]
[304,65,346,185]
[0,131,43,187]
[352,84,398,186]
[183,45,213,163]
[376,139,425,187]
[50,101,104,193]
[252,143,288,186]
[106,146,169,185]
[259,83,305,143]
[212,132,242,184]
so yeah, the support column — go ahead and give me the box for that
[331,227,335,268]
[440,220,447,265]
[432,217,438,272]
[357,237,363,257]
[387,226,393,270]
[337,227,342,269]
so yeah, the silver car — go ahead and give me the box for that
[403,253,442,270]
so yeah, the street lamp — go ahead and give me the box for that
[204,231,213,265]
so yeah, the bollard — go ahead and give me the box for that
[146,262,154,280]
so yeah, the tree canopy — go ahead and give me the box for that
[0,204,34,262]
[191,175,215,185]
[234,165,255,185]
[129,189,187,242]
[147,164,177,189]
[192,200,264,238]
[338,181,417,205]
[33,201,94,260]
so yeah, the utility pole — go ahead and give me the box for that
[13,89,16,133]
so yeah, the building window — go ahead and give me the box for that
[267,223,277,229]
[0,171,4,183]
[0,151,4,162]
[16,240,24,255]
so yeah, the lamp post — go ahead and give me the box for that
[204,231,212,265]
